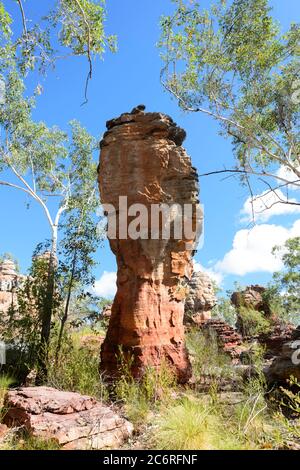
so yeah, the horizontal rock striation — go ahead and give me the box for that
[4,387,133,450]
[98,109,201,383]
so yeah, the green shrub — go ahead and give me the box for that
[279,376,300,417]
[186,328,233,380]
[12,434,61,450]
[237,307,271,336]
[114,350,176,426]
[46,335,108,401]
[0,374,14,404]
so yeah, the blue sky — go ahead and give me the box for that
[0,0,299,298]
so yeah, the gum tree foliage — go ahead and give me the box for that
[266,237,300,323]
[159,0,300,214]
[1,0,117,98]
[55,203,101,361]
[0,1,114,378]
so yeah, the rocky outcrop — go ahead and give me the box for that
[231,285,273,338]
[0,259,23,316]
[258,323,296,358]
[264,327,300,386]
[231,285,271,318]
[98,108,201,383]
[184,271,217,324]
[4,387,133,450]
[199,319,242,360]
[102,304,112,320]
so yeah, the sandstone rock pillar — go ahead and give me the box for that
[98,108,201,383]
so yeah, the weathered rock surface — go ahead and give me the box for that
[0,259,23,316]
[264,327,300,386]
[184,271,217,324]
[0,423,8,440]
[198,319,242,360]
[4,387,133,449]
[79,334,105,353]
[231,285,271,317]
[98,108,201,383]
[5,386,97,414]
[258,323,296,358]
[102,304,112,320]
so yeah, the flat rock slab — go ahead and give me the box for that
[4,387,133,450]
[5,386,97,414]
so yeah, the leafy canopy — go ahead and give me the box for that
[159,0,300,202]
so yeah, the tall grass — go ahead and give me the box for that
[114,350,176,426]
[151,396,245,450]
[186,328,233,380]
[46,334,108,401]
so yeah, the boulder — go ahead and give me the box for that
[258,323,296,358]
[98,108,201,383]
[264,327,300,386]
[4,387,133,450]
[0,259,22,317]
[231,285,271,317]
[264,342,300,385]
[184,271,217,324]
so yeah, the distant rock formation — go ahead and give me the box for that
[231,284,272,336]
[264,326,300,386]
[198,319,243,360]
[231,285,271,316]
[258,323,296,358]
[0,259,24,316]
[4,387,133,450]
[184,271,217,324]
[98,108,201,383]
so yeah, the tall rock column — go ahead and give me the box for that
[98,108,201,383]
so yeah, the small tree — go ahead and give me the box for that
[159,0,300,216]
[0,1,115,378]
[268,237,300,324]
[55,202,101,361]
[0,249,52,372]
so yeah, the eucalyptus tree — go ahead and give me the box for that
[55,183,101,361]
[159,0,300,215]
[267,237,300,323]
[0,0,115,376]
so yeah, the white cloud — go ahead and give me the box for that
[240,189,300,223]
[214,219,300,276]
[193,261,223,286]
[276,166,300,190]
[92,271,117,298]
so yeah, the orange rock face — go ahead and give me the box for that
[98,109,201,383]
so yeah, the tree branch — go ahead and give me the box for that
[73,0,92,105]
[16,0,27,36]
[199,167,300,188]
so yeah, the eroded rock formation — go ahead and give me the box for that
[98,108,201,383]
[4,387,133,450]
[184,271,217,324]
[199,319,242,360]
[0,259,24,316]
[231,285,271,317]
[258,323,296,358]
